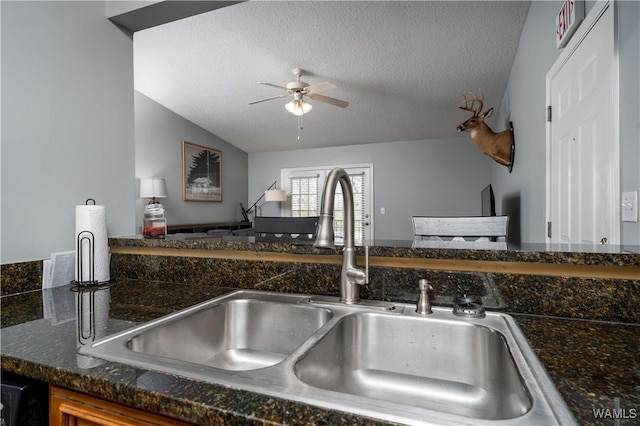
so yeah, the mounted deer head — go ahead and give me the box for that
[457,89,514,170]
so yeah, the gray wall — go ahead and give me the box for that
[1,1,135,263]
[618,0,640,245]
[135,91,248,230]
[493,0,561,244]
[494,0,640,245]
[106,1,160,18]
[249,137,493,241]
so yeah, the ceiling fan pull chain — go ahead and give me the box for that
[297,115,303,140]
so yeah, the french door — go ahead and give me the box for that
[281,164,373,245]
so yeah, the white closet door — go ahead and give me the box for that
[547,2,618,245]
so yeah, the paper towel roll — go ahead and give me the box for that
[75,204,110,283]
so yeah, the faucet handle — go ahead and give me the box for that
[348,245,369,286]
[419,278,432,292]
[364,245,369,284]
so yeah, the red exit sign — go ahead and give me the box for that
[556,0,584,48]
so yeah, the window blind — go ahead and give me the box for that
[290,175,319,217]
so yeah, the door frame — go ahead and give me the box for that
[545,0,620,244]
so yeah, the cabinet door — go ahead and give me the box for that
[50,385,195,426]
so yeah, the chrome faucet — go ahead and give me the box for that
[314,168,369,304]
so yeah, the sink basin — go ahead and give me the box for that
[80,290,576,425]
[294,313,530,420]
[128,298,332,371]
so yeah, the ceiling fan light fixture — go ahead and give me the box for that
[250,69,348,120]
[285,99,312,116]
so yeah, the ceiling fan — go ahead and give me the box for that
[249,68,349,116]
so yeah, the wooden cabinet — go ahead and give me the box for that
[50,386,194,426]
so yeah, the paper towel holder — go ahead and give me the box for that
[72,199,110,286]
[72,230,97,286]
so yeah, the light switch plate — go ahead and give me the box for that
[621,191,638,222]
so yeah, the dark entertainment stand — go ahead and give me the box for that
[166,221,252,234]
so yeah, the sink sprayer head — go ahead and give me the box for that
[313,213,335,248]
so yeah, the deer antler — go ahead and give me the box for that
[459,89,485,116]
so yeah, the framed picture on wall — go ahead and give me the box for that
[182,141,222,202]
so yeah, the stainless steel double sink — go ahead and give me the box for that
[80,290,576,425]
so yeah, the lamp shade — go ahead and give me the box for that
[264,189,287,202]
[140,178,168,199]
[285,99,312,116]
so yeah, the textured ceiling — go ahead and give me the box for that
[134,1,530,153]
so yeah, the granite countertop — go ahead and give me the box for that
[109,236,640,268]
[2,280,639,425]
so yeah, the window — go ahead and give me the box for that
[281,164,372,245]
[290,175,319,217]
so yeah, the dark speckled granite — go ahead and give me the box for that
[111,252,292,288]
[516,315,640,426]
[1,260,43,296]
[111,247,639,323]
[259,263,497,308]
[2,237,639,424]
[109,236,640,267]
[1,290,45,326]
[2,280,639,425]
[494,274,640,322]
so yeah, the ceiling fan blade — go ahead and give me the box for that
[248,94,289,105]
[258,82,288,91]
[305,81,337,93]
[308,93,349,108]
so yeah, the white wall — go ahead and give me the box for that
[249,137,493,241]
[135,91,248,231]
[1,1,135,263]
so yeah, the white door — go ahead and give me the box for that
[547,2,618,245]
[281,164,373,245]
